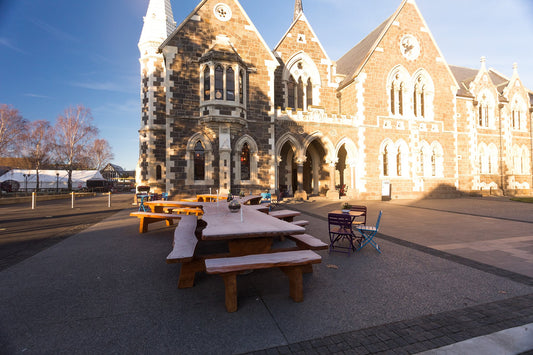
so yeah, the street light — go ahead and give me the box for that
[23,174,29,193]
[56,173,60,194]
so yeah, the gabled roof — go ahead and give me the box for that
[274,12,332,63]
[449,64,513,101]
[336,15,392,88]
[448,65,477,98]
[336,0,458,91]
[200,39,245,65]
[159,0,277,63]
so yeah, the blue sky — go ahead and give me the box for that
[1,0,532,170]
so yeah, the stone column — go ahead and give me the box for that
[293,161,307,200]
[326,163,339,199]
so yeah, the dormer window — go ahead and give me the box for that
[476,90,495,128]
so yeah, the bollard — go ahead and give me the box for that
[32,192,36,210]
[108,192,111,208]
[71,192,75,209]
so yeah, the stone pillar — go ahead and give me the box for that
[326,163,339,199]
[293,162,307,200]
[219,127,232,194]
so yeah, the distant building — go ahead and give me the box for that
[137,0,533,199]
[101,163,127,181]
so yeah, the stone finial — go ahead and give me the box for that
[513,62,518,75]
[294,0,304,21]
[480,56,487,71]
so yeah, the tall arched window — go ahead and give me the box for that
[306,78,313,108]
[390,78,404,116]
[431,149,437,177]
[226,67,235,101]
[239,70,244,104]
[194,141,205,181]
[396,147,402,176]
[414,83,425,118]
[383,145,389,177]
[297,78,304,109]
[287,77,295,108]
[240,143,250,180]
[156,165,162,180]
[204,66,211,101]
[215,65,224,100]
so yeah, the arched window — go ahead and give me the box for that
[215,65,224,100]
[477,91,494,128]
[396,147,402,176]
[306,78,313,108]
[156,165,162,180]
[383,145,390,177]
[414,83,426,118]
[194,141,205,180]
[240,143,250,180]
[203,66,211,101]
[226,67,235,101]
[389,74,406,116]
[239,70,244,105]
[431,149,437,177]
[297,78,304,109]
[287,77,296,108]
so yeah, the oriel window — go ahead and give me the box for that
[215,65,224,100]
[226,67,235,101]
[204,66,211,101]
[194,141,205,181]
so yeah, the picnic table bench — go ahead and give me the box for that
[205,250,322,312]
[269,209,301,222]
[130,212,183,233]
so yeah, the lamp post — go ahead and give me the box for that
[56,173,59,194]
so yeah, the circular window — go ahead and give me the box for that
[399,34,420,61]
[214,3,232,22]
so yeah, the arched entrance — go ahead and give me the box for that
[303,139,327,196]
[278,141,298,196]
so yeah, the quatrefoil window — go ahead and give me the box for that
[214,3,232,21]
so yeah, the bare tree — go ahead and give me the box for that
[21,120,53,192]
[90,138,114,171]
[0,104,27,157]
[53,105,98,190]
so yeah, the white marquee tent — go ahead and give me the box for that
[0,169,105,191]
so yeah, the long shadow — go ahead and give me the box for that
[0,208,132,224]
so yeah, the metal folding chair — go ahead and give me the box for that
[328,213,359,254]
[355,210,382,253]
[350,205,367,226]
[138,195,151,212]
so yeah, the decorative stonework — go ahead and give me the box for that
[400,34,420,61]
[214,3,232,22]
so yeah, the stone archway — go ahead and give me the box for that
[278,141,298,196]
[303,139,327,197]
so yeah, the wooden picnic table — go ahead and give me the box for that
[145,200,202,213]
[196,194,227,202]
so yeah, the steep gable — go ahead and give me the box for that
[337,0,458,91]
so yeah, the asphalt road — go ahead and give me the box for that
[0,193,136,271]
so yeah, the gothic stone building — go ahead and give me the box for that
[137,0,533,200]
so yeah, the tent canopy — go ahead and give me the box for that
[0,169,105,191]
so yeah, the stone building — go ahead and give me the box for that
[136,0,533,199]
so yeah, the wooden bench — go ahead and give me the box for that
[287,233,328,250]
[205,250,321,312]
[166,207,204,216]
[166,215,201,288]
[130,212,183,233]
[291,220,309,227]
[268,209,300,222]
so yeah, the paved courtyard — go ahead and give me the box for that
[0,196,532,354]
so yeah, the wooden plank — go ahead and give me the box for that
[205,250,321,274]
[291,220,309,227]
[166,215,198,262]
[287,234,328,250]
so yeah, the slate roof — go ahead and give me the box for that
[336,15,392,89]
[448,65,477,98]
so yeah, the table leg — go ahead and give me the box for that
[280,266,304,302]
[178,259,205,288]
[222,273,238,312]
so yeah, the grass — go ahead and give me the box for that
[510,197,533,203]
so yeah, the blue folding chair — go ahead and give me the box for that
[328,213,359,255]
[355,210,382,253]
[162,192,169,201]
[260,192,272,211]
[138,195,151,212]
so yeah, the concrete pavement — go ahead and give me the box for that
[0,196,532,354]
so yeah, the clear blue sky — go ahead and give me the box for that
[1,0,532,171]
